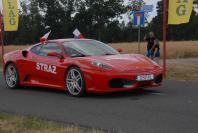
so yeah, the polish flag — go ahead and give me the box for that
[40,31,51,44]
[73,29,84,39]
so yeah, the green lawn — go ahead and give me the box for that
[0,113,107,133]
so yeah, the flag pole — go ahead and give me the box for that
[163,0,167,78]
[0,13,4,68]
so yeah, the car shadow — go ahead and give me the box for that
[17,86,161,99]
[17,86,67,95]
[85,88,162,99]
[3,81,162,99]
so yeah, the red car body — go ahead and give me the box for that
[3,39,163,94]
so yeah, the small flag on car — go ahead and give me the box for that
[73,29,84,39]
[40,31,51,44]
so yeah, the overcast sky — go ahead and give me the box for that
[122,0,160,22]
[0,0,160,22]
[144,0,160,20]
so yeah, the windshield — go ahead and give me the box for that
[63,40,119,57]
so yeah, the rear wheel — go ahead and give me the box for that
[5,64,20,89]
[66,67,86,97]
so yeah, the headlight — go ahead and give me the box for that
[91,61,112,70]
[150,59,159,66]
[150,59,162,68]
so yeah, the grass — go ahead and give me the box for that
[110,41,198,59]
[1,41,198,60]
[166,59,198,81]
[0,113,107,133]
[167,65,198,81]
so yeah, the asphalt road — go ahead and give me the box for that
[0,73,198,133]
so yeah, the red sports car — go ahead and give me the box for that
[3,39,163,97]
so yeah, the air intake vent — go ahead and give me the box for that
[109,79,135,88]
[154,74,163,84]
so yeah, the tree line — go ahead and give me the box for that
[150,0,198,41]
[3,0,198,45]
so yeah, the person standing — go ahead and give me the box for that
[144,32,160,64]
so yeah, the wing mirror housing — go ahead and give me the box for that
[47,52,64,59]
[117,48,123,53]
[22,50,28,58]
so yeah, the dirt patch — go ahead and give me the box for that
[166,58,198,81]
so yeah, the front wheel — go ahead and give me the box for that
[5,64,20,89]
[66,67,86,97]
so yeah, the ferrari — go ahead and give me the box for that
[3,39,163,97]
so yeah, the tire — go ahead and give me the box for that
[66,67,86,97]
[5,63,20,89]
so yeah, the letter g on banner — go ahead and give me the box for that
[168,0,193,25]
[176,5,186,16]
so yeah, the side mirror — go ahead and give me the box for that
[22,50,28,58]
[117,48,123,53]
[47,52,58,57]
[47,52,64,59]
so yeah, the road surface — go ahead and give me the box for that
[0,73,198,133]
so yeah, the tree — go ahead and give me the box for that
[74,0,126,40]
[127,0,145,12]
[28,0,45,42]
[37,0,76,39]
[149,0,198,41]
[4,0,45,44]
[7,0,192,44]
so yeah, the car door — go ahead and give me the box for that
[30,43,66,88]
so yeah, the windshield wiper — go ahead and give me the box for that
[71,54,91,57]
[70,54,85,57]
[103,53,116,55]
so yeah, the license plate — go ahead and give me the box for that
[136,74,154,81]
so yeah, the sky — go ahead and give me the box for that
[142,0,159,21]
[121,0,160,23]
[0,0,160,22]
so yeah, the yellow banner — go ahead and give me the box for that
[2,0,19,31]
[168,0,193,25]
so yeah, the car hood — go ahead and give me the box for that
[84,54,158,72]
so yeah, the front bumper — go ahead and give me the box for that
[83,68,163,93]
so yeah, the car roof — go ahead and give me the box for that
[47,38,93,44]
[29,38,96,50]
